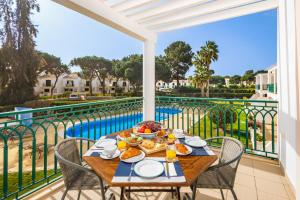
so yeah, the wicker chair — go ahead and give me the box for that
[54,138,115,200]
[184,137,244,200]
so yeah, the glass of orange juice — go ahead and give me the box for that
[166,144,177,162]
[117,140,127,151]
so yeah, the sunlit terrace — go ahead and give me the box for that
[0,0,299,199]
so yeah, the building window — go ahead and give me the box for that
[123,82,126,86]
[44,89,50,93]
[113,82,117,86]
[111,87,115,91]
[86,81,90,86]
[85,88,89,92]
[67,80,74,86]
[45,80,51,87]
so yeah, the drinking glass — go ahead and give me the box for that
[166,144,177,162]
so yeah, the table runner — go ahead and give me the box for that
[112,157,185,183]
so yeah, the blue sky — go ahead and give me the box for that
[33,0,277,76]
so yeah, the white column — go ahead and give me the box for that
[295,0,300,199]
[143,40,156,121]
[278,0,300,198]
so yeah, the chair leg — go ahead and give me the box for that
[61,188,68,200]
[191,183,197,200]
[219,189,225,200]
[120,187,125,200]
[230,188,238,200]
[176,187,181,200]
[99,178,106,200]
[127,187,131,199]
[77,190,81,200]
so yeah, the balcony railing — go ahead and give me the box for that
[0,96,278,199]
[0,98,143,199]
[156,96,278,158]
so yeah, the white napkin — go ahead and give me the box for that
[163,162,177,176]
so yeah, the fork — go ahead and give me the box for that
[128,163,135,181]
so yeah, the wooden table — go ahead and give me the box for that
[83,133,218,199]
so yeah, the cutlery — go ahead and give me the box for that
[91,147,104,150]
[128,163,135,181]
[166,161,170,179]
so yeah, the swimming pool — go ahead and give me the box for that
[66,108,181,139]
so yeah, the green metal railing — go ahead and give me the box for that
[155,96,278,158]
[0,97,143,199]
[0,96,278,199]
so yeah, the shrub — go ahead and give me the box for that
[211,108,238,129]
[256,134,263,142]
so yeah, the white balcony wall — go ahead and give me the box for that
[278,0,300,197]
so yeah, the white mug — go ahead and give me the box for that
[173,129,183,135]
[103,145,117,157]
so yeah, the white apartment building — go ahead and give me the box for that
[254,65,278,100]
[156,79,190,90]
[35,73,133,96]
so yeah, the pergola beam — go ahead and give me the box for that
[52,0,156,41]
[140,0,263,27]
[111,0,158,13]
[127,0,211,21]
[150,0,278,32]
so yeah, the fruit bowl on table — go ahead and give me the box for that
[135,121,162,139]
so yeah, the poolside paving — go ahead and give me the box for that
[24,155,295,200]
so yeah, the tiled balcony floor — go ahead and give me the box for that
[24,155,295,200]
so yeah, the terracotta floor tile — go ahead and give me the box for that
[235,173,256,189]
[283,184,296,200]
[255,177,288,198]
[253,160,284,183]
[257,190,289,200]
[227,184,257,200]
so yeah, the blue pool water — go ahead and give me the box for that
[66,108,181,139]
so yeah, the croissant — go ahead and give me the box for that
[121,147,141,160]
[175,144,189,154]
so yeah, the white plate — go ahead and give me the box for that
[100,150,121,160]
[95,139,116,148]
[120,150,145,163]
[176,144,193,155]
[134,160,164,178]
[185,137,207,148]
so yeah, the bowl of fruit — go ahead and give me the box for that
[135,121,162,139]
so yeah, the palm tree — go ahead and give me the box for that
[194,41,219,97]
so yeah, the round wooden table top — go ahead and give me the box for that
[83,133,218,187]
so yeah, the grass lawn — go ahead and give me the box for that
[189,108,252,149]
[0,170,61,200]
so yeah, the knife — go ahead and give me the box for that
[128,163,135,181]
[166,161,170,179]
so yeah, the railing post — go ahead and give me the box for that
[143,39,156,121]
